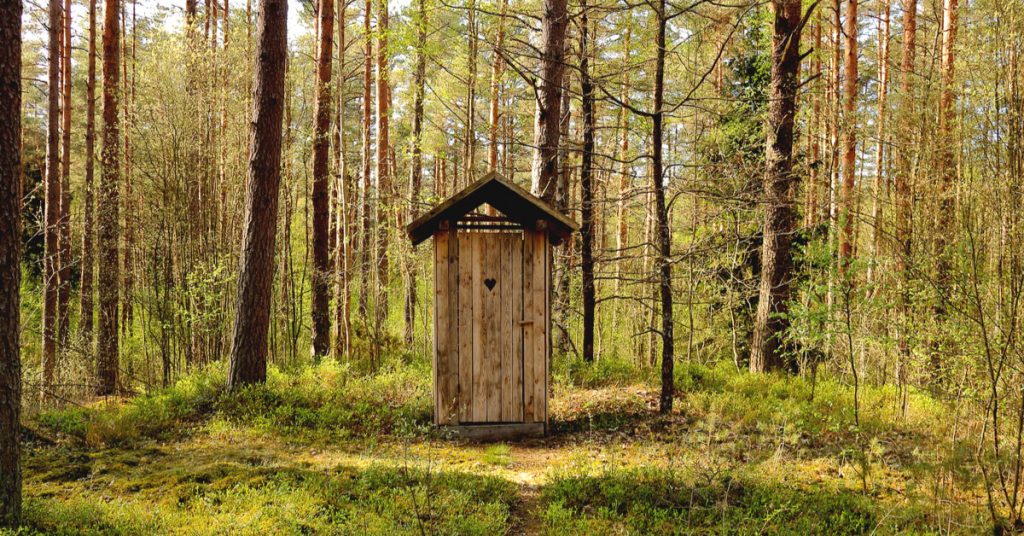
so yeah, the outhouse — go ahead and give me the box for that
[407,172,578,439]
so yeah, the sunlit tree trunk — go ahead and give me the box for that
[749,0,807,373]
[867,0,889,286]
[530,0,568,203]
[334,0,352,358]
[43,0,62,390]
[806,13,822,227]
[580,1,595,363]
[405,0,427,343]
[97,0,122,395]
[58,0,72,349]
[80,0,98,343]
[465,0,477,184]
[931,0,958,381]
[359,0,372,317]
[0,0,23,524]
[893,0,916,391]
[487,0,506,173]
[227,0,288,388]
[312,0,335,359]
[838,0,858,273]
[375,0,390,311]
[652,0,674,412]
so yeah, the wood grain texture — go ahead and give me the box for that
[457,232,473,421]
[433,229,448,424]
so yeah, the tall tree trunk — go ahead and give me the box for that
[358,0,372,317]
[227,0,288,388]
[487,0,506,172]
[465,0,477,183]
[97,0,122,395]
[838,0,857,272]
[932,0,958,381]
[867,0,889,286]
[43,0,62,389]
[652,0,674,412]
[529,0,568,203]
[80,0,98,343]
[806,13,822,227]
[579,2,595,363]
[405,0,427,343]
[375,0,390,310]
[893,0,915,388]
[615,28,631,292]
[0,0,23,524]
[749,0,806,373]
[58,0,72,349]
[311,0,335,359]
[334,0,351,358]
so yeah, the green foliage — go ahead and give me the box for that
[554,354,657,388]
[540,466,939,535]
[13,462,515,535]
[36,358,432,446]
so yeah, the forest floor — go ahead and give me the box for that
[5,358,993,535]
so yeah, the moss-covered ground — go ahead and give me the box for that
[3,358,991,535]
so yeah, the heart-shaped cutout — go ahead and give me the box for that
[484,278,497,291]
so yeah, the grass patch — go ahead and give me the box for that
[540,466,942,535]
[18,441,516,535]
[34,359,432,447]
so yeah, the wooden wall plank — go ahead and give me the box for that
[446,227,460,423]
[532,231,547,426]
[457,232,473,423]
[500,234,513,421]
[484,236,500,422]
[522,231,536,423]
[512,233,523,422]
[471,234,486,422]
[434,230,447,425]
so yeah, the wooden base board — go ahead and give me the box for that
[439,423,546,442]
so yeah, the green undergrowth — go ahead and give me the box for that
[14,355,984,534]
[15,443,516,535]
[35,358,433,447]
[539,466,954,535]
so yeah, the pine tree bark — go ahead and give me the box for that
[80,0,98,342]
[465,0,477,183]
[358,0,372,317]
[805,13,822,227]
[43,0,62,389]
[0,0,23,524]
[334,0,351,358]
[97,0,122,395]
[404,0,427,343]
[57,0,72,349]
[530,0,568,204]
[579,2,596,363]
[487,0,506,172]
[652,0,674,412]
[311,0,335,359]
[867,0,889,286]
[749,0,807,373]
[228,0,288,388]
[932,0,957,381]
[893,0,915,380]
[838,0,857,272]
[375,0,390,300]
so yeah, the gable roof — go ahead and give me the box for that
[406,172,579,246]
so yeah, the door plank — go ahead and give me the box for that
[457,232,473,422]
[434,231,447,425]
[522,231,536,422]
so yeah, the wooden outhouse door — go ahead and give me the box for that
[456,230,525,423]
[433,225,550,427]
